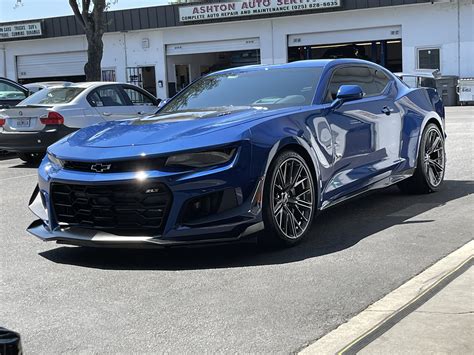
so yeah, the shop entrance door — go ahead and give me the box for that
[126,66,157,97]
[288,26,402,72]
[175,65,190,92]
[165,38,261,97]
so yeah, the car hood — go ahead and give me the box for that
[50,107,301,160]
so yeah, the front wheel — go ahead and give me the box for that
[260,150,316,247]
[398,123,446,194]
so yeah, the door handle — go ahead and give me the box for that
[381,106,392,116]
[102,112,112,116]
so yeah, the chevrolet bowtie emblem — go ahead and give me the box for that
[90,163,112,173]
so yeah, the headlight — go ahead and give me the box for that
[165,148,236,169]
[47,153,64,168]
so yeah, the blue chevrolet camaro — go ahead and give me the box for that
[28,59,446,248]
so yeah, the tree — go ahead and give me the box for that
[15,0,117,81]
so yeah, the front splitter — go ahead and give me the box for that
[27,220,263,248]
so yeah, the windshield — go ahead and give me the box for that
[162,67,323,113]
[20,87,85,105]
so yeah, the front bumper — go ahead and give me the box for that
[0,126,76,153]
[28,142,265,247]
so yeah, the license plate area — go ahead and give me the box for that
[15,118,31,128]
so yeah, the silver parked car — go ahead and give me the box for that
[0,82,161,163]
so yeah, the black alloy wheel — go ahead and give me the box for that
[261,150,315,247]
[398,123,446,194]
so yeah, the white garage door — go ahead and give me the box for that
[288,26,402,47]
[17,51,87,79]
[166,38,260,56]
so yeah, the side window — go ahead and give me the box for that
[88,86,126,107]
[370,68,391,94]
[325,66,391,103]
[122,86,155,106]
[0,81,27,101]
[325,67,363,103]
[88,91,102,107]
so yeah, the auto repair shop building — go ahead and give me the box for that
[0,0,472,100]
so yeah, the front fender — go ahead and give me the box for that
[249,114,324,209]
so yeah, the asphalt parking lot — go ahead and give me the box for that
[0,107,472,354]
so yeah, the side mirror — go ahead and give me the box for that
[330,85,364,110]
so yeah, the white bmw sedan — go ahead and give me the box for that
[0,82,160,163]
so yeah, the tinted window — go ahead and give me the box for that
[0,81,27,101]
[325,66,391,102]
[123,87,154,105]
[88,86,126,107]
[20,87,84,105]
[162,67,323,112]
[418,48,440,70]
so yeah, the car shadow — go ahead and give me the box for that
[39,180,473,270]
[0,152,18,161]
[8,161,41,168]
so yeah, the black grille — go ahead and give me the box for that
[51,182,172,234]
[63,157,166,173]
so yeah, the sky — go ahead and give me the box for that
[0,0,170,22]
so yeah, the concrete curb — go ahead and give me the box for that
[299,240,474,355]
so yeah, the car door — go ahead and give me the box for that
[120,84,159,117]
[88,85,136,121]
[321,65,402,201]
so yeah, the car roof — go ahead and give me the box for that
[25,81,73,86]
[29,82,128,90]
[60,82,121,88]
[213,59,385,75]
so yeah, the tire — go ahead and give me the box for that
[398,123,446,194]
[259,150,316,247]
[18,152,43,164]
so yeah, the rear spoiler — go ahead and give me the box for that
[10,104,53,108]
[394,69,441,79]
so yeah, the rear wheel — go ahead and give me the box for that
[18,152,43,164]
[398,123,445,194]
[260,150,316,247]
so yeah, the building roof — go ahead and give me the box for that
[0,0,432,42]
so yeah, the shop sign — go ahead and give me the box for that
[0,22,42,39]
[179,0,341,22]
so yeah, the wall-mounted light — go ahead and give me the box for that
[142,38,150,49]
[158,80,163,88]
